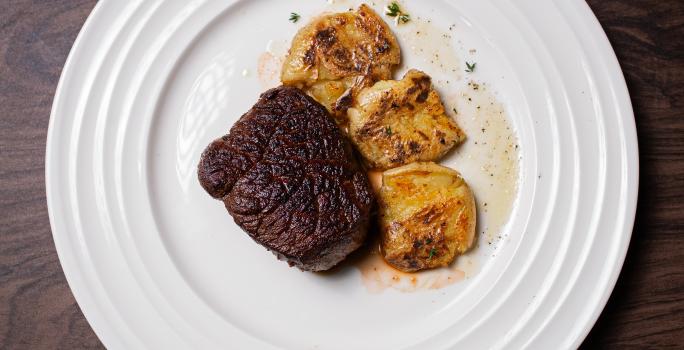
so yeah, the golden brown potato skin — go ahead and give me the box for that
[281,5,401,117]
[348,70,466,170]
[379,162,476,272]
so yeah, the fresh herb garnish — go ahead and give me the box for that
[465,61,476,73]
[428,247,437,259]
[386,2,410,24]
[289,12,300,23]
[386,2,400,16]
[385,126,392,135]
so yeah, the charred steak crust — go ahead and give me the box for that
[198,86,374,271]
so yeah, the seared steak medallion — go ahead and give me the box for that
[198,86,374,271]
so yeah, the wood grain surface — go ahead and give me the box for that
[0,0,682,349]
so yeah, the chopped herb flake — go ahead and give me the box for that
[385,126,392,135]
[465,61,476,73]
[386,2,400,16]
[289,12,300,23]
[386,2,410,24]
[428,247,437,259]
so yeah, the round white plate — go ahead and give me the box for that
[47,0,638,349]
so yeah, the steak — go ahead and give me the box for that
[198,86,374,271]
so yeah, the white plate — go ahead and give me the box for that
[47,0,638,349]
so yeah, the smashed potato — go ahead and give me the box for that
[379,162,476,272]
[281,4,401,116]
[348,70,466,169]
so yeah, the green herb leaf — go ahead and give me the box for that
[289,12,300,23]
[386,2,400,16]
[428,247,437,259]
[386,2,409,25]
[385,126,392,135]
[465,61,476,73]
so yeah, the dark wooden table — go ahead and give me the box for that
[1,0,682,348]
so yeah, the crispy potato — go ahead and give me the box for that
[281,5,400,117]
[348,70,466,169]
[378,162,476,272]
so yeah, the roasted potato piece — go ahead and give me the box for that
[379,162,476,272]
[281,4,401,116]
[305,80,350,115]
[348,70,466,169]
